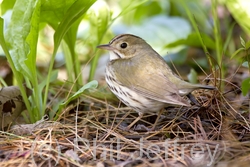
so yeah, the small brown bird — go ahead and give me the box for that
[97,34,215,129]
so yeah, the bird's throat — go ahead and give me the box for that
[109,51,122,60]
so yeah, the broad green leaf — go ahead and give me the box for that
[166,33,215,50]
[2,0,41,122]
[5,0,40,80]
[25,0,42,118]
[61,0,96,87]
[0,17,33,121]
[40,0,96,87]
[1,0,16,14]
[118,0,150,19]
[43,0,96,112]
[40,0,77,28]
[241,77,250,96]
[225,0,250,34]
[41,0,74,10]
[25,0,41,86]
[126,0,170,23]
[53,0,96,50]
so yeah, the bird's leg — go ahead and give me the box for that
[151,108,164,130]
[125,113,143,131]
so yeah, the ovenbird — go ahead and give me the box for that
[97,34,215,129]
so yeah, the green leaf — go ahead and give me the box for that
[61,0,96,87]
[240,36,246,48]
[0,18,11,61]
[88,1,110,81]
[53,0,96,50]
[24,0,43,118]
[2,0,42,122]
[130,0,170,22]
[172,0,211,33]
[43,0,96,113]
[118,0,149,18]
[225,0,250,35]
[53,0,96,73]
[25,0,41,81]
[231,47,245,59]
[166,33,215,50]
[245,40,250,50]
[241,77,250,96]
[56,80,98,119]
[38,70,58,94]
[97,4,110,41]
[5,0,40,80]
[187,69,198,84]
[1,0,16,14]
[40,0,76,28]
[61,80,98,106]
[63,18,83,90]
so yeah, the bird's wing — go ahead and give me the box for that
[111,57,190,106]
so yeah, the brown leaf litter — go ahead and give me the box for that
[0,67,250,167]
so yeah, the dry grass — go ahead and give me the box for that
[0,68,250,167]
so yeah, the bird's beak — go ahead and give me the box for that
[97,44,113,51]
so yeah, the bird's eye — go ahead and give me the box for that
[120,43,127,49]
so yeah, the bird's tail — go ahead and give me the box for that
[196,84,216,90]
[178,84,216,96]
